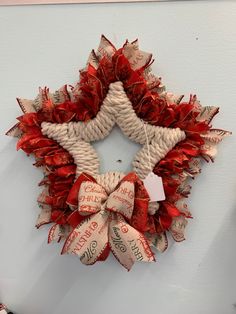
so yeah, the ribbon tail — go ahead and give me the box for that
[146,232,168,253]
[170,215,188,242]
[61,211,110,266]
[48,224,72,244]
[35,204,51,228]
[109,214,155,271]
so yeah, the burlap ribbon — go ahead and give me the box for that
[62,173,155,270]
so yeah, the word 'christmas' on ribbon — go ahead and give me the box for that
[61,172,155,270]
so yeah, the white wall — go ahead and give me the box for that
[0,1,236,314]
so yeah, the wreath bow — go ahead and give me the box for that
[62,172,155,270]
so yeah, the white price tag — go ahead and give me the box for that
[143,172,165,202]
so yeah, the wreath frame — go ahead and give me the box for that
[6,35,230,269]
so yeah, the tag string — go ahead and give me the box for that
[143,121,153,174]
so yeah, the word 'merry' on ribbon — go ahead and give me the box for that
[6,35,230,270]
[61,172,155,270]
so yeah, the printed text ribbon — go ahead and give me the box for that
[62,173,155,270]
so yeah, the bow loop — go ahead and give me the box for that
[105,181,135,219]
[78,178,135,220]
[78,181,107,215]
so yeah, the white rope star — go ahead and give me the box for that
[41,81,186,182]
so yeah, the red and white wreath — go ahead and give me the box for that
[7,36,230,270]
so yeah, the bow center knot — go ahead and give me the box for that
[78,180,135,220]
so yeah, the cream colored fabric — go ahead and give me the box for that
[41,81,186,211]
[42,81,185,179]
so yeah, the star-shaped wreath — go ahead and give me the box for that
[6,35,230,270]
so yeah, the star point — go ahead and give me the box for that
[41,81,186,179]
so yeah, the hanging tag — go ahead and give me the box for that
[143,172,165,202]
